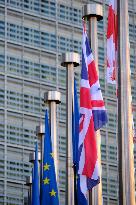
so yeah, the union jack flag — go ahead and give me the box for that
[132,110,136,144]
[78,22,108,198]
[88,41,108,131]
[106,0,117,84]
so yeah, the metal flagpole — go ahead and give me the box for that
[29,149,41,201]
[24,196,29,205]
[82,4,103,205]
[29,151,41,164]
[25,176,32,205]
[61,52,80,205]
[117,0,135,204]
[26,150,41,204]
[44,90,61,181]
[36,123,44,201]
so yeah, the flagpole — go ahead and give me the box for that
[44,90,61,181]
[25,176,32,205]
[24,196,29,205]
[29,151,41,178]
[117,0,135,204]
[36,124,44,199]
[29,152,41,164]
[82,4,103,205]
[29,148,41,203]
[61,52,80,205]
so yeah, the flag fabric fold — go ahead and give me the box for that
[106,0,117,84]
[132,110,136,143]
[32,142,40,205]
[78,21,108,199]
[41,110,59,205]
[72,79,80,167]
[86,37,108,130]
[78,23,100,198]
[72,79,88,205]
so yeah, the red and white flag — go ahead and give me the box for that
[106,0,117,84]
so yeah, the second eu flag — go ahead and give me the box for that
[41,110,59,205]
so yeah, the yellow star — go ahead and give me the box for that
[49,189,56,197]
[43,163,50,171]
[50,152,54,158]
[43,177,50,184]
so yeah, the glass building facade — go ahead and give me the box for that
[0,0,135,204]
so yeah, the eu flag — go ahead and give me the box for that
[41,110,59,205]
[72,79,79,167]
[32,142,40,205]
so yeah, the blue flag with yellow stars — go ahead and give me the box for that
[32,142,40,205]
[41,110,59,205]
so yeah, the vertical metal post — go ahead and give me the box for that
[28,151,41,204]
[24,196,29,205]
[44,91,61,181]
[82,4,103,205]
[26,176,32,205]
[61,52,80,205]
[118,0,135,204]
[36,125,45,188]
[29,152,41,165]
